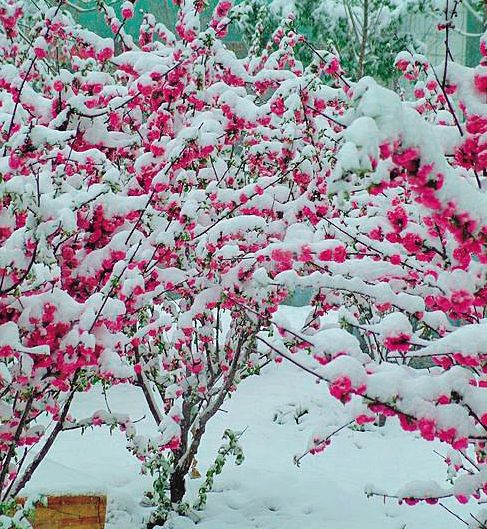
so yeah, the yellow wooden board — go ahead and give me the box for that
[20,495,107,529]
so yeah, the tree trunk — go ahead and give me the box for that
[170,468,187,504]
[357,0,369,79]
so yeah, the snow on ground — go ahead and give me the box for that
[24,307,472,529]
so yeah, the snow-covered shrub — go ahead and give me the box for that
[0,0,303,523]
[1,0,487,526]
[0,0,142,512]
[259,21,487,522]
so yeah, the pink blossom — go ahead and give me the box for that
[121,1,134,19]
[270,96,285,117]
[329,376,353,402]
[384,333,411,352]
[474,72,487,94]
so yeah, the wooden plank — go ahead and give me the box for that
[19,495,107,529]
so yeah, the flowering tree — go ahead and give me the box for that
[1,0,487,527]
[0,0,304,525]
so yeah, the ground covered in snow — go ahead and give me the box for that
[24,356,474,529]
